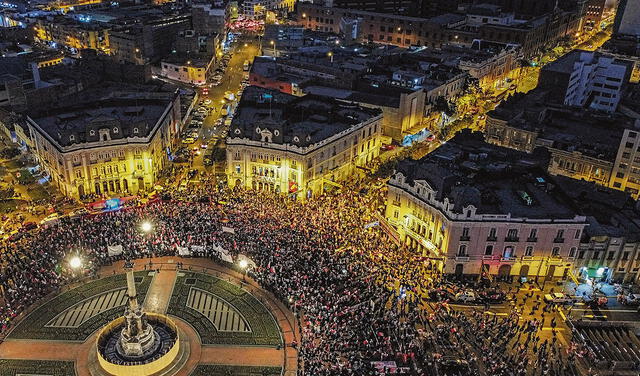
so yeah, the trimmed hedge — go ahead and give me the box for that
[0,359,76,376]
[190,365,281,376]
[8,272,152,341]
[168,272,281,346]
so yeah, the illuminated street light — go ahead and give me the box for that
[239,259,248,269]
[327,51,333,63]
[69,256,82,269]
[141,221,153,232]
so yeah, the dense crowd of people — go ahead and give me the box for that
[0,182,593,375]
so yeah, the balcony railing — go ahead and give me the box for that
[553,238,565,243]
[501,256,516,262]
[486,236,497,241]
[459,235,470,241]
[455,256,470,262]
[505,236,519,242]
[526,237,538,242]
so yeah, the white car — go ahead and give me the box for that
[454,292,477,303]
[543,293,574,304]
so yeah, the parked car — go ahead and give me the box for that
[454,291,477,303]
[381,144,397,151]
[544,293,574,304]
[182,137,196,144]
[478,288,507,303]
[623,294,640,306]
[428,288,454,302]
[69,208,89,218]
[40,212,60,224]
[21,222,38,231]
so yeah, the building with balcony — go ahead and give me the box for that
[25,89,181,199]
[551,176,640,284]
[226,86,382,199]
[485,88,640,199]
[385,131,587,279]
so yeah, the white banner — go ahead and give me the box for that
[107,244,123,257]
[213,244,234,263]
[364,221,380,229]
[177,246,191,256]
[191,245,205,254]
[222,226,235,234]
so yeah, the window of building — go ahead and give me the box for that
[485,245,493,256]
[552,247,560,256]
[525,246,533,256]
[457,245,467,256]
[528,228,537,240]
[607,251,615,260]
[574,229,581,239]
[568,247,576,258]
[622,251,629,261]
[593,251,600,259]
[506,229,518,240]
[578,250,585,259]
[488,228,497,240]
[461,227,469,239]
[503,246,514,258]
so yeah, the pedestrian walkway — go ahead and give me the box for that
[143,269,177,314]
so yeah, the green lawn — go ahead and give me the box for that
[0,359,75,376]
[190,365,281,376]
[168,271,282,346]
[8,272,153,341]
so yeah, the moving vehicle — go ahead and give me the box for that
[224,91,235,101]
[243,59,250,71]
[544,292,574,304]
[182,137,196,144]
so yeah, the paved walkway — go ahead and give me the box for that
[143,269,177,314]
[0,257,298,376]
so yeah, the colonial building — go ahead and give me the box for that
[226,86,382,199]
[26,89,181,198]
[385,131,587,279]
[485,89,640,199]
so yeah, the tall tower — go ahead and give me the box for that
[117,261,157,358]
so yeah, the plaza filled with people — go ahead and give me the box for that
[0,182,597,375]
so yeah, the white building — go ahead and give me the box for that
[542,50,630,113]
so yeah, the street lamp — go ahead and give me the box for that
[270,40,276,57]
[327,51,333,63]
[69,256,82,269]
[239,259,248,281]
[141,221,153,233]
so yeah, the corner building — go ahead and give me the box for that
[385,131,587,280]
[26,90,182,198]
[226,86,382,199]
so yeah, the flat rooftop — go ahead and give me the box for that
[395,131,579,220]
[230,86,381,148]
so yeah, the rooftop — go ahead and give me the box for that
[395,131,579,220]
[29,89,176,148]
[229,86,381,148]
[551,176,640,241]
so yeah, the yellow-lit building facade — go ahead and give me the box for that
[385,133,588,279]
[226,87,383,199]
[25,91,181,199]
[33,18,109,52]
